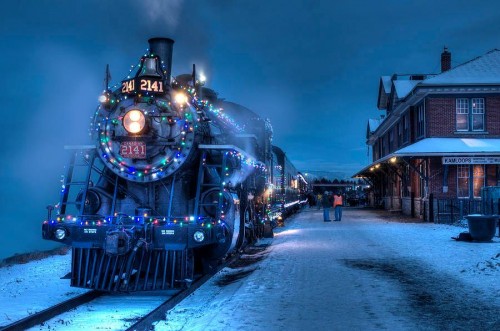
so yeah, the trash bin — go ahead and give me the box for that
[465,214,497,242]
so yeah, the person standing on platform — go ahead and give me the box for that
[333,191,343,221]
[321,191,332,222]
[316,193,322,210]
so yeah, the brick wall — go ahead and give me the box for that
[486,96,500,135]
[426,96,500,137]
[426,98,456,137]
[428,157,458,199]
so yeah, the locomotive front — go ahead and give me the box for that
[41,38,254,291]
[94,38,198,183]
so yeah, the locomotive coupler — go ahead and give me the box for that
[105,229,133,255]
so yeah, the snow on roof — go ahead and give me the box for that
[378,76,393,109]
[423,49,500,85]
[368,118,381,133]
[381,76,392,93]
[393,80,420,99]
[353,137,500,177]
[393,138,500,156]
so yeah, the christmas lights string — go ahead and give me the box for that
[53,49,267,225]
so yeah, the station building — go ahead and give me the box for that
[353,48,500,221]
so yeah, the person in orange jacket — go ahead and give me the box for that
[333,191,343,221]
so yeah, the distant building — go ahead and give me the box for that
[353,48,500,221]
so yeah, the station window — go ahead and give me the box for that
[472,98,485,131]
[389,131,394,152]
[456,98,485,132]
[416,105,425,138]
[402,114,409,143]
[457,165,469,198]
[457,164,485,198]
[473,165,485,198]
[397,122,402,147]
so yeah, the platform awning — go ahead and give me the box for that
[352,138,500,178]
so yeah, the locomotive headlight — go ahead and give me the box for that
[123,110,146,134]
[54,228,66,240]
[193,230,205,243]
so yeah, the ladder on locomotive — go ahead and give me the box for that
[59,146,125,218]
[194,148,234,221]
[58,147,98,216]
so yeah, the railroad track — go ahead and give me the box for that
[0,290,104,331]
[126,253,240,331]
[0,252,240,331]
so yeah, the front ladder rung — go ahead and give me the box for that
[66,181,88,186]
[61,201,79,205]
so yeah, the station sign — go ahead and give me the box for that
[442,156,500,165]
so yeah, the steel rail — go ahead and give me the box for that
[126,254,239,331]
[0,290,104,331]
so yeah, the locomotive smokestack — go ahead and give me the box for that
[148,37,175,84]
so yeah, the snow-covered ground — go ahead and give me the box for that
[156,208,500,331]
[0,208,499,330]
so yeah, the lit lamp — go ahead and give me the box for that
[123,109,146,134]
[98,91,112,107]
[174,92,188,106]
[199,73,206,84]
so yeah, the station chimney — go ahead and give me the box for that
[148,37,175,84]
[441,47,451,72]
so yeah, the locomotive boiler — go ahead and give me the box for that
[42,38,307,291]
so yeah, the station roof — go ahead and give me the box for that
[393,80,420,99]
[422,49,500,85]
[352,138,500,177]
[391,138,500,156]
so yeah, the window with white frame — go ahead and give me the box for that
[457,165,469,198]
[456,98,485,132]
[472,165,485,198]
[456,99,469,131]
[472,98,485,131]
[457,164,486,198]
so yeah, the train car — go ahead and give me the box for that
[41,37,304,292]
[268,146,308,224]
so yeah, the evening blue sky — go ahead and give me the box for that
[1,0,500,258]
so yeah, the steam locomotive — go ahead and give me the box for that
[42,38,307,291]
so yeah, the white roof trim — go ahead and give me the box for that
[352,138,500,177]
[393,138,500,156]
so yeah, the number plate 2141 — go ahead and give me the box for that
[120,141,146,159]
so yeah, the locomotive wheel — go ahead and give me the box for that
[198,190,242,265]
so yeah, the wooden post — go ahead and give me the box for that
[429,193,434,223]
